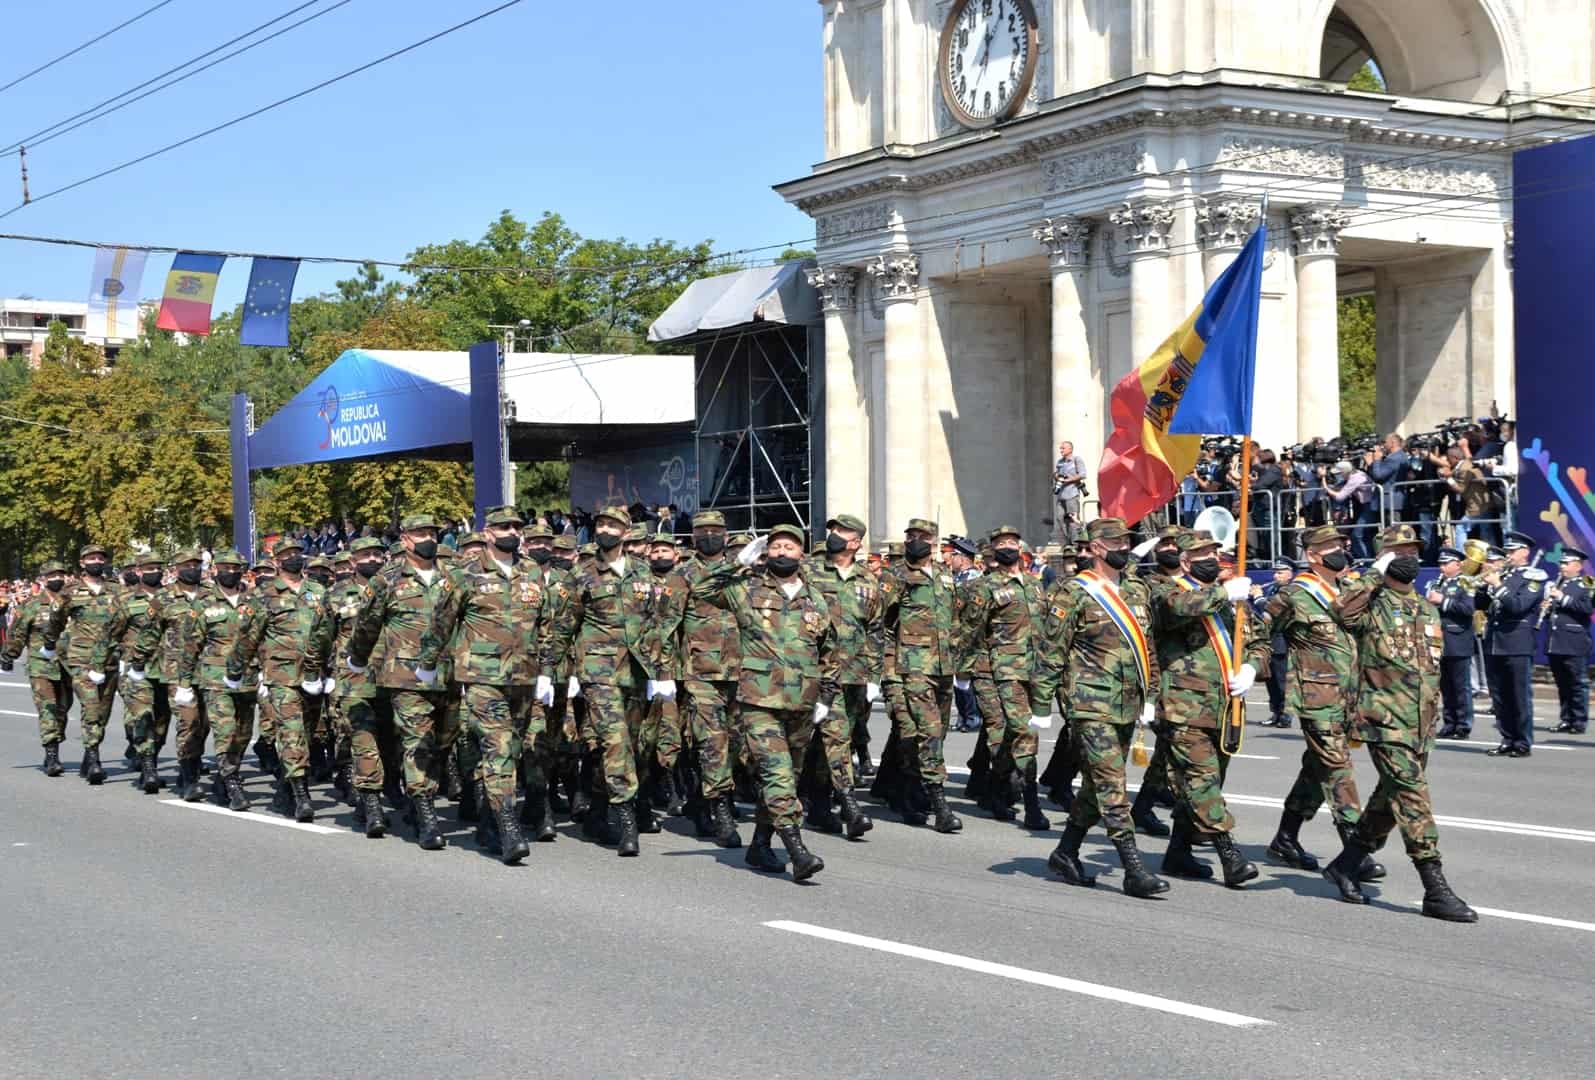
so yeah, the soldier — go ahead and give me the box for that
[541,534,583,813]
[1036,517,1167,898]
[1256,561,1295,728]
[1260,525,1384,882]
[174,549,257,811]
[624,525,651,561]
[958,523,1050,831]
[1321,525,1477,922]
[41,544,121,785]
[1428,547,1478,739]
[336,538,395,836]
[544,505,669,856]
[108,552,168,793]
[879,518,962,833]
[1152,532,1268,886]
[346,514,456,850]
[1478,530,1546,757]
[700,527,839,881]
[332,552,354,584]
[806,513,879,839]
[228,537,332,822]
[128,550,209,800]
[1543,547,1592,735]
[419,505,555,864]
[1,561,71,776]
[642,534,689,822]
[1120,524,1188,837]
[675,510,744,848]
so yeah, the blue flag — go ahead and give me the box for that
[239,257,300,347]
[1166,223,1266,437]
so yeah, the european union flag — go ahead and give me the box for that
[239,257,300,347]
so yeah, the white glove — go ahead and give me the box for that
[865,681,881,704]
[812,702,829,726]
[322,677,336,696]
[534,674,555,706]
[953,677,971,691]
[1222,577,1253,603]
[568,676,582,699]
[223,675,242,691]
[1131,536,1159,559]
[173,685,195,707]
[87,669,106,686]
[653,679,676,701]
[1371,551,1395,576]
[736,534,769,568]
[118,660,128,677]
[1029,713,1054,730]
[414,666,438,687]
[1139,702,1155,728]
[257,682,269,702]
[37,646,55,660]
[345,655,366,674]
[1228,662,1257,697]
[128,668,147,683]
[300,678,323,696]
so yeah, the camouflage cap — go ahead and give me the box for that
[273,537,305,557]
[649,533,679,548]
[1176,532,1221,553]
[1155,525,1187,544]
[767,523,805,546]
[458,531,487,549]
[887,540,905,556]
[905,518,939,536]
[1375,523,1421,551]
[811,541,827,555]
[826,513,867,536]
[134,550,165,566]
[435,546,455,560]
[594,504,632,529]
[252,561,275,573]
[1085,517,1131,542]
[79,543,109,560]
[988,523,1023,542]
[523,524,554,541]
[306,556,332,571]
[349,537,386,555]
[552,536,577,552]
[579,543,598,557]
[624,525,650,542]
[483,504,524,527]
[728,533,753,547]
[38,559,67,575]
[399,513,441,531]
[170,548,203,564]
[211,548,247,566]
[1300,524,1344,549]
[692,510,726,529]
[388,542,406,556]
[333,551,352,565]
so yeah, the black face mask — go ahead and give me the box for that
[279,556,305,575]
[121,570,140,586]
[766,555,801,578]
[1102,548,1132,571]
[904,538,933,561]
[1156,549,1183,570]
[695,534,725,557]
[355,561,382,579]
[1074,555,1094,572]
[493,534,521,554]
[595,532,622,551]
[1319,550,1350,572]
[177,567,202,586]
[410,539,438,560]
[1385,555,1421,584]
[992,547,1022,567]
[217,570,243,588]
[552,558,574,571]
[529,549,552,564]
[44,578,65,593]
[649,558,676,575]
[140,571,162,587]
[825,533,848,555]
[308,571,332,587]
[83,563,106,578]
[1189,558,1221,583]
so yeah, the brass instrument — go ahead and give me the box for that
[1538,573,1595,630]
[1459,538,1491,577]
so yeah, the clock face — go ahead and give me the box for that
[939,0,1039,128]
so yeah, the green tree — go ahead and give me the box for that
[1347,61,1385,92]
[1338,294,1377,437]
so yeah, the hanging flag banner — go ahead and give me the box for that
[239,256,300,347]
[85,245,149,341]
[156,252,226,335]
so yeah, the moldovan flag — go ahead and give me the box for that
[1097,222,1265,523]
[85,245,149,340]
[156,252,226,335]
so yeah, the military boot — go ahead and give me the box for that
[1129,782,1170,837]
[253,739,279,777]
[987,768,1018,822]
[1266,809,1319,870]
[744,822,787,873]
[225,775,250,813]
[1161,822,1213,880]
[805,795,844,835]
[475,790,500,850]
[179,759,205,802]
[521,782,557,842]
[836,787,873,840]
[1212,832,1259,888]
[330,761,351,804]
[854,744,875,780]
[1416,859,1477,923]
[1337,821,1386,882]
[42,742,62,777]
[83,746,105,785]
[1021,764,1050,831]
[1321,838,1371,904]
[442,753,465,803]
[359,790,387,838]
[636,794,660,835]
[1047,820,1097,887]
[712,795,743,849]
[927,784,962,833]
[290,778,314,823]
[308,741,329,783]
[139,754,160,794]
[412,793,447,850]
[1111,834,1171,898]
[570,755,595,822]
[777,825,824,881]
[496,801,530,865]
[615,802,640,857]
[896,773,928,827]
[271,777,295,817]
[660,771,685,816]
[122,723,138,767]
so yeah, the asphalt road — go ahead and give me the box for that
[2,676,1591,1080]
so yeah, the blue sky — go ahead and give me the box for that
[0,0,821,308]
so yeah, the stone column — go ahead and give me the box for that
[1034,217,1099,499]
[1195,197,1263,285]
[1110,199,1178,366]
[1291,205,1349,440]
[807,265,862,523]
[866,252,922,537]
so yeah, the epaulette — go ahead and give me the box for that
[1523,568,1549,582]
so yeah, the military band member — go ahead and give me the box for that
[1544,547,1592,735]
[1428,547,1478,739]
[1478,530,1546,757]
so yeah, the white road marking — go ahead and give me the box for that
[160,799,342,835]
[765,920,1273,1028]
[1407,903,1595,934]
[0,708,36,717]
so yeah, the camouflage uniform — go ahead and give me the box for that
[175,550,259,802]
[129,555,209,795]
[41,546,122,765]
[535,537,581,802]
[643,544,689,810]
[328,539,392,812]
[1,572,70,752]
[808,513,883,801]
[677,512,743,808]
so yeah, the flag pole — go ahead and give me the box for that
[1221,434,1254,755]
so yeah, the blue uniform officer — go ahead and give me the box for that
[1479,531,1546,757]
[1544,547,1592,735]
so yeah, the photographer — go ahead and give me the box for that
[1321,459,1376,558]
[1402,438,1446,563]
[1052,440,1087,545]
[1368,433,1409,526]
[1445,446,1495,547]
[1249,448,1286,564]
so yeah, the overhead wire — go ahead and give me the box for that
[0,1,182,97]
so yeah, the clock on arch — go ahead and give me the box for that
[937,0,1040,129]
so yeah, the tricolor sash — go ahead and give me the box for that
[1176,575,1237,685]
[1071,570,1152,690]
[1291,572,1338,613]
